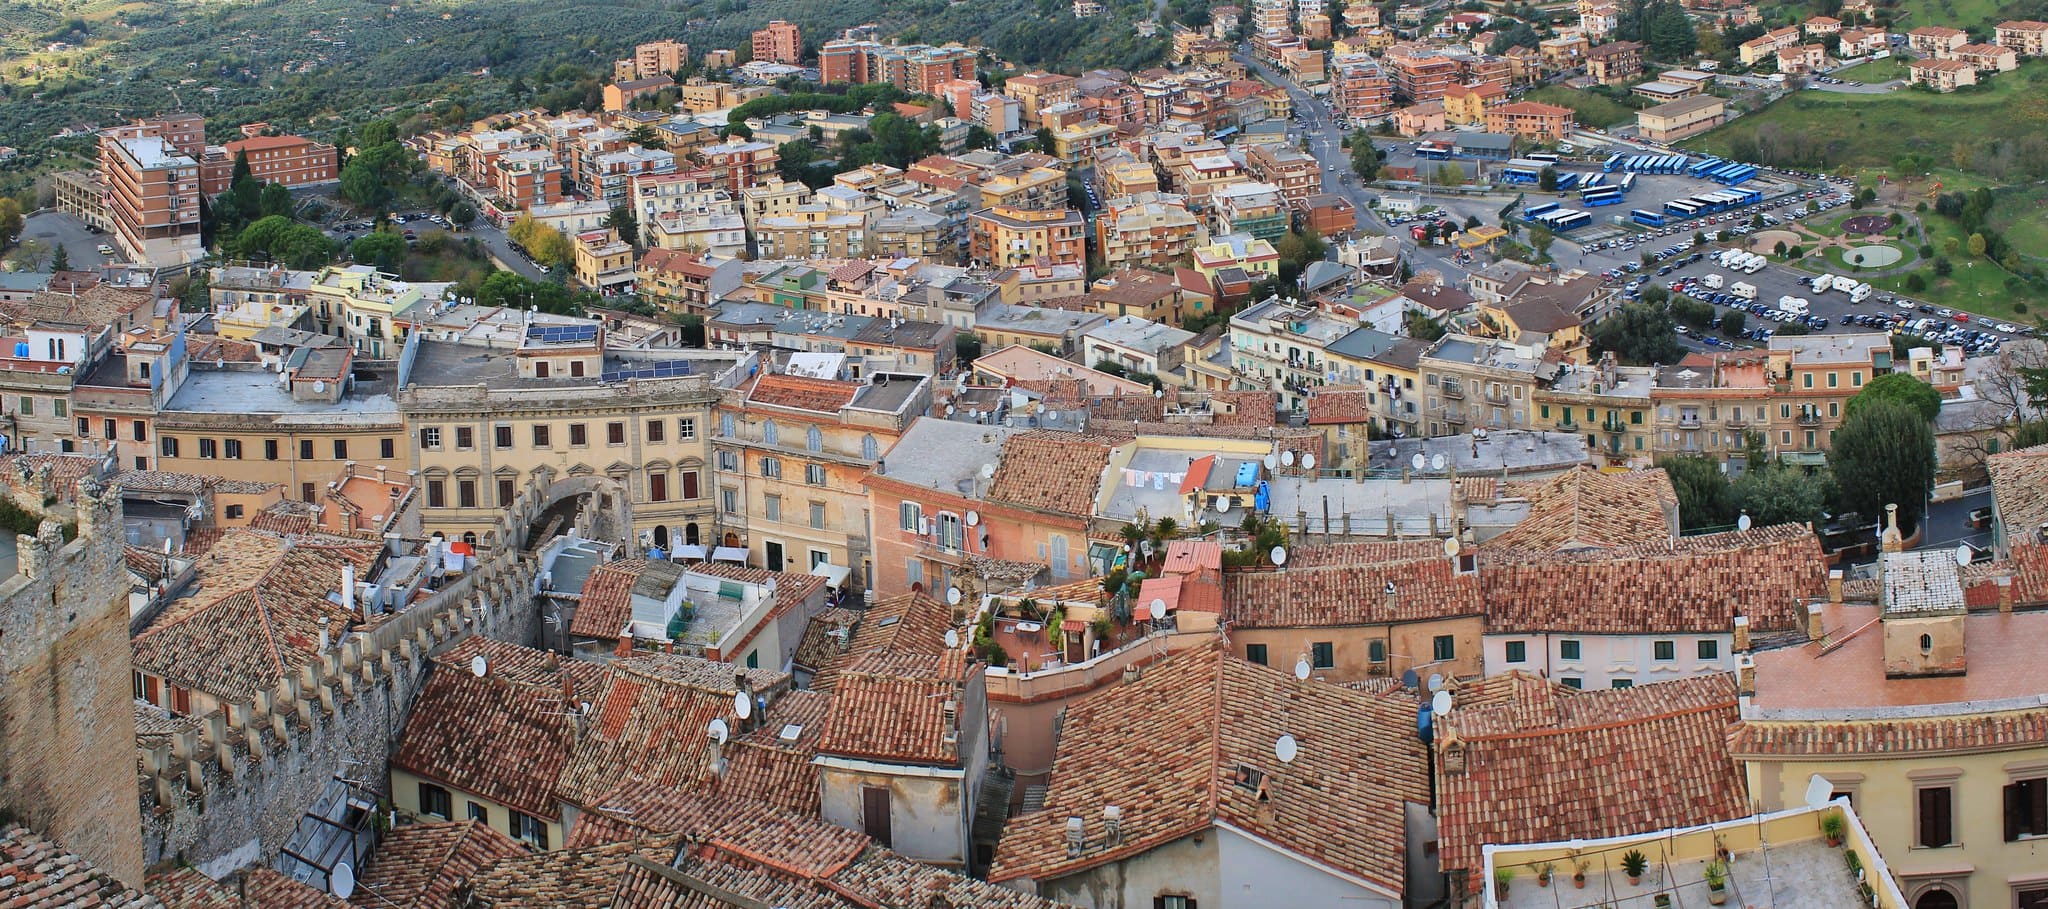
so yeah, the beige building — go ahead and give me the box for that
[100,132,204,267]
[1909,58,1978,91]
[1636,95,1727,142]
[1996,20,2048,56]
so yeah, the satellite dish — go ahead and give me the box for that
[329,862,356,899]
[1275,734,1299,763]
[1410,453,1427,470]
[1280,450,1295,467]
[1431,690,1453,716]
[1430,453,1447,471]
[708,718,729,744]
[946,586,962,605]
[1804,774,1838,809]
[1149,597,1167,618]
[313,380,327,393]
[1443,536,1461,557]
[946,403,956,416]
[733,690,753,719]
[965,510,980,526]
[1401,668,1419,689]
[469,655,487,678]
[1737,513,1753,531]
[1301,452,1316,470]
[1427,673,1444,692]
[1294,658,1312,680]
[1270,546,1288,565]
[1214,496,1231,513]
[1954,543,1973,566]
[1263,452,1279,470]
[944,628,961,649]
[980,463,997,480]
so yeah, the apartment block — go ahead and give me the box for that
[819,40,976,93]
[1484,101,1574,142]
[1909,57,1978,91]
[696,139,780,195]
[1095,192,1201,267]
[1907,25,1969,57]
[1005,72,1078,128]
[1584,39,1644,84]
[1441,81,1508,125]
[1775,43,1829,74]
[756,207,870,259]
[1636,95,1726,142]
[616,39,689,81]
[1996,19,2048,56]
[100,133,204,267]
[220,134,339,188]
[1385,43,1464,101]
[969,206,1086,267]
[1954,42,2019,72]
[752,20,803,65]
[1331,55,1395,119]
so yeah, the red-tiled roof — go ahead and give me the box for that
[1435,673,1747,877]
[554,654,794,809]
[746,373,860,413]
[987,430,1127,516]
[1481,524,1826,633]
[1305,387,1376,425]
[1480,466,1677,552]
[1225,547,1482,627]
[816,650,972,765]
[1728,708,2048,757]
[351,821,527,909]
[567,559,647,639]
[2,826,154,909]
[804,592,955,691]
[990,643,1430,892]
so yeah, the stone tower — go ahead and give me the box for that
[0,467,144,885]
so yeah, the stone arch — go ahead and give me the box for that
[520,473,633,553]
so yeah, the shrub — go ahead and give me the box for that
[1905,273,1928,292]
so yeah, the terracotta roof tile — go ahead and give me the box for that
[791,607,861,674]
[1305,387,1377,425]
[465,836,680,908]
[554,653,796,809]
[1481,524,1826,633]
[147,867,239,909]
[1434,673,1747,877]
[746,373,860,413]
[1,826,157,909]
[351,821,527,909]
[986,430,1128,516]
[1728,708,2048,757]
[1480,467,1677,552]
[1989,446,2048,540]
[568,559,648,639]
[805,592,957,692]
[990,643,1430,891]
[241,869,351,909]
[816,650,971,765]
[1225,545,1482,628]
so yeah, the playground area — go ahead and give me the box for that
[1840,215,1893,236]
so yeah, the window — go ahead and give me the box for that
[224,439,242,459]
[419,783,451,819]
[1611,678,1635,689]
[900,502,922,531]
[764,495,781,522]
[1369,640,1387,663]
[511,811,549,849]
[1433,635,1455,662]
[809,502,826,529]
[225,505,244,519]
[862,434,878,460]
[761,456,782,479]
[569,423,588,447]
[1560,677,1583,689]
[456,427,475,449]
[720,413,736,438]
[161,437,179,457]
[717,450,739,471]
[1559,639,1582,661]
[763,420,780,446]
[16,397,30,417]
[1828,372,1839,388]
[333,439,348,460]
[937,513,964,551]
[467,802,490,825]
[1157,898,1197,909]
[1918,785,1954,847]
[198,438,217,459]
[806,463,826,485]
[807,425,822,452]
[1311,641,1334,669]
[608,422,626,445]
[497,478,515,506]
[380,437,395,459]
[532,425,551,448]
[680,470,700,499]
[649,472,669,502]
[721,488,738,514]
[1698,640,1720,660]
[494,425,513,449]
[458,480,478,509]
[677,418,696,440]
[1504,640,1527,663]
[1246,644,1268,665]
[103,418,115,440]
[2006,777,2047,841]
[646,419,666,443]
[427,480,446,508]
[1653,640,1676,661]
[905,559,923,586]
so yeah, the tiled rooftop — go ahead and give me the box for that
[1481,524,1826,633]
[1,826,156,909]
[987,430,1129,517]
[1480,467,1677,552]
[816,650,970,765]
[351,820,527,909]
[1746,601,2048,715]
[990,643,1430,892]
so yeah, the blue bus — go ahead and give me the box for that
[1582,173,1605,188]
[1619,173,1637,192]
[1631,209,1667,227]
[1555,172,1581,190]
[1523,202,1560,219]
[1688,157,1723,177]
[1551,211,1593,231]
[1729,187,1762,204]
[1582,189,1624,207]
[1416,144,1453,159]
[1501,165,1542,184]
[1603,153,1624,172]
[1664,199,1702,217]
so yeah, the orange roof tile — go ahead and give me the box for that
[3,826,154,909]
[987,430,1128,516]
[568,558,647,639]
[816,650,972,765]
[1225,545,1482,627]
[745,373,860,413]
[1480,466,1677,552]
[351,820,527,908]
[1481,524,1826,633]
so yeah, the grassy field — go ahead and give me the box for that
[1896,0,2009,27]
[1526,85,1640,129]
[1684,60,2048,171]
[1831,56,1911,83]
[1990,184,2048,264]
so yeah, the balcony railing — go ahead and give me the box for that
[1440,383,1465,400]
[1678,414,1702,430]
[1725,413,1749,428]
[1483,389,1509,406]
[1603,417,1628,434]
[1797,411,1822,426]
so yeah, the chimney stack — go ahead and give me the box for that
[1807,601,1826,642]
[1827,569,1844,605]
[1732,615,1751,652]
[1103,805,1123,846]
[341,562,356,612]
[1065,816,1086,858]
[1998,574,2015,613]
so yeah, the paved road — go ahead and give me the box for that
[1808,79,1902,94]
[20,211,119,270]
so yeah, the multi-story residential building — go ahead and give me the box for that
[492,149,563,211]
[1079,316,1195,379]
[304,265,426,358]
[751,20,803,65]
[1095,192,1201,268]
[1331,54,1396,120]
[1227,297,1360,411]
[1909,57,1978,91]
[1393,99,1448,136]
[1004,72,1079,128]
[864,208,951,262]
[1739,25,1804,64]
[1532,354,1654,464]
[1804,14,1842,36]
[616,39,689,81]
[977,165,1070,211]
[1955,42,2019,71]
[696,139,780,195]
[1440,81,1509,125]
[1210,181,1289,241]
[100,132,203,267]
[1252,0,1293,32]
[220,134,339,188]
[588,145,675,203]
[1908,25,1969,57]
[1240,144,1321,202]
[602,76,673,113]
[1637,95,1726,141]
[968,206,1086,267]
[571,229,636,293]
[1995,19,2048,55]
[1484,101,1574,142]
[711,367,927,586]
[1048,121,1117,166]
[636,248,742,315]
[1418,333,1545,436]
[1777,43,1830,74]
[755,207,871,259]
[1584,40,1644,83]
[1838,27,1890,56]
[1095,153,1163,199]
[1385,43,1465,101]
[1191,233,1281,287]
[818,40,976,93]
[1645,333,1890,466]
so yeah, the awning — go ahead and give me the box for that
[711,546,749,563]
[810,562,851,588]
[673,544,708,561]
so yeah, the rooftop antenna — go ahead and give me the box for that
[1270,545,1288,566]
[707,718,729,744]
[469,655,487,678]
[1301,452,1316,472]
[965,509,980,526]
[1263,452,1279,470]
[329,863,356,900]
[1280,450,1295,468]
[1427,673,1444,693]
[1431,453,1447,471]
[1737,513,1753,531]
[1274,733,1299,764]
[1431,689,1453,716]
[1954,542,1973,566]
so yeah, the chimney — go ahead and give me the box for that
[1998,574,2014,613]
[1732,615,1750,652]
[340,562,356,612]
[1737,653,1755,696]
[317,615,331,652]
[1807,601,1826,642]
[1065,815,1087,858]
[1827,569,1844,605]
[1880,503,1904,553]
[1103,805,1123,846]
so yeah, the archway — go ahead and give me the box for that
[653,525,669,549]
[1916,889,1960,909]
[723,531,740,547]
[462,531,478,548]
[685,523,700,547]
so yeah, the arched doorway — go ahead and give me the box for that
[685,523,700,546]
[1916,889,1960,909]
[652,525,669,549]
[723,531,740,547]
[462,531,477,547]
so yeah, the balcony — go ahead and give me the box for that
[1797,411,1822,426]
[916,538,969,566]
[1556,418,1579,432]
[1603,417,1627,434]
[1677,414,1703,430]
[1724,412,1749,428]
[1443,409,1469,425]
[1483,389,1510,406]
[1441,383,1465,400]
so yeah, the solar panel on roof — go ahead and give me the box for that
[599,360,694,383]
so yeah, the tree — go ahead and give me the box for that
[1591,302,1685,366]
[1774,240,1788,257]
[339,158,390,210]
[625,125,666,150]
[1968,232,1987,258]
[231,149,252,185]
[4,239,49,272]
[1905,273,1928,292]
[0,198,22,249]
[1735,464,1829,528]
[1845,373,1941,422]
[1092,358,1130,377]
[529,227,573,267]
[955,332,984,365]
[1934,257,1954,277]
[1351,135,1382,182]
[1720,309,1747,336]
[49,243,68,272]
[965,125,997,150]
[351,231,406,269]
[1529,225,1555,260]
[1405,310,1447,342]
[1538,166,1557,192]
[1658,454,1737,531]
[606,204,639,247]
[1642,284,1670,305]
[1829,400,1936,535]
[259,183,294,219]
[450,203,476,228]
[1434,163,1467,185]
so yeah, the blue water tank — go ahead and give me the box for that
[1416,703,1434,745]
[13,342,27,358]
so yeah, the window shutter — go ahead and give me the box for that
[1154,900,1167,909]
[2009,783,2025,843]
[2032,781,2048,837]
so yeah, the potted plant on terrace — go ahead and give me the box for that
[1705,859,1730,905]
[1822,810,1846,847]
[1495,867,1515,899]
[1537,862,1555,887]
[1573,857,1590,888]
[1622,849,1648,886]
